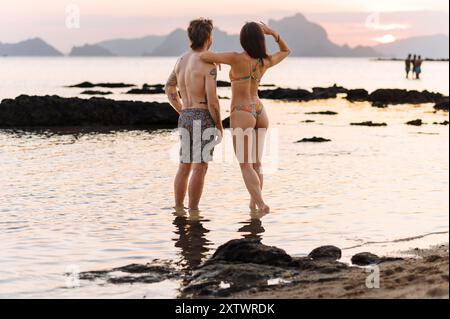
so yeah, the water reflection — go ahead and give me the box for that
[237,211,268,240]
[172,209,212,269]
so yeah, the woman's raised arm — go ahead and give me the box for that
[200,52,238,66]
[259,22,291,68]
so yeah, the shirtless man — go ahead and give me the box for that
[165,18,223,211]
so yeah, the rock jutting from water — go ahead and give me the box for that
[296,137,332,143]
[126,84,165,94]
[346,89,370,102]
[80,90,113,95]
[0,95,179,128]
[367,89,445,107]
[304,111,338,115]
[350,121,388,127]
[406,119,425,126]
[434,99,449,111]
[67,81,136,88]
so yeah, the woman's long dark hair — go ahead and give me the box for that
[240,22,268,62]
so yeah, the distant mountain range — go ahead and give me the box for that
[375,34,449,59]
[0,38,62,56]
[1,14,449,58]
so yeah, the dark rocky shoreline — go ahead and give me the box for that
[0,95,179,128]
[77,238,448,299]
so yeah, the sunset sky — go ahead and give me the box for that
[1,0,449,52]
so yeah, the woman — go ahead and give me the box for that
[201,22,290,213]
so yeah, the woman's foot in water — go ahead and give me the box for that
[258,204,270,214]
[249,199,257,212]
[250,198,270,213]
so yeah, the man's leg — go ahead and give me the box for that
[174,163,192,208]
[188,163,208,210]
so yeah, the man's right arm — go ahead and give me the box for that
[165,68,183,114]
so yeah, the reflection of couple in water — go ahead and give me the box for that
[165,18,290,214]
[172,209,267,269]
[405,54,423,80]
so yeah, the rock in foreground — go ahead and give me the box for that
[208,238,293,267]
[308,245,342,261]
[0,95,178,128]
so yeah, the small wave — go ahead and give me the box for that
[342,231,449,250]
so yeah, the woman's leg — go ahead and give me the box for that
[250,109,269,211]
[232,111,270,213]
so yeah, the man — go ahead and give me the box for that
[405,54,412,79]
[165,18,223,211]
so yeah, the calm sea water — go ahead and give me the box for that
[0,57,449,298]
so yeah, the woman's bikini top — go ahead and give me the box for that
[230,58,263,83]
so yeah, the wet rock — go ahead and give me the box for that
[183,262,295,297]
[305,111,338,115]
[406,119,424,126]
[292,257,348,273]
[372,101,388,108]
[346,89,369,102]
[351,252,381,265]
[433,121,449,125]
[208,239,292,267]
[296,137,331,143]
[312,85,347,99]
[79,261,181,284]
[0,95,178,128]
[217,80,231,87]
[434,99,449,111]
[68,82,135,88]
[126,84,165,94]
[258,88,314,101]
[368,89,444,106]
[351,252,403,266]
[308,245,342,261]
[80,90,112,95]
[350,121,387,127]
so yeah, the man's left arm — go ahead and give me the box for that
[205,64,223,137]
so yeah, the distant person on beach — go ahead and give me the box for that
[405,54,412,79]
[201,22,290,213]
[414,55,423,79]
[412,55,417,78]
[165,18,223,211]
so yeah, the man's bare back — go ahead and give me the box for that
[175,51,214,110]
[166,51,221,129]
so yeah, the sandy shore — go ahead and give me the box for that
[231,244,449,299]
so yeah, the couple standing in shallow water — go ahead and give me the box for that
[165,18,290,214]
